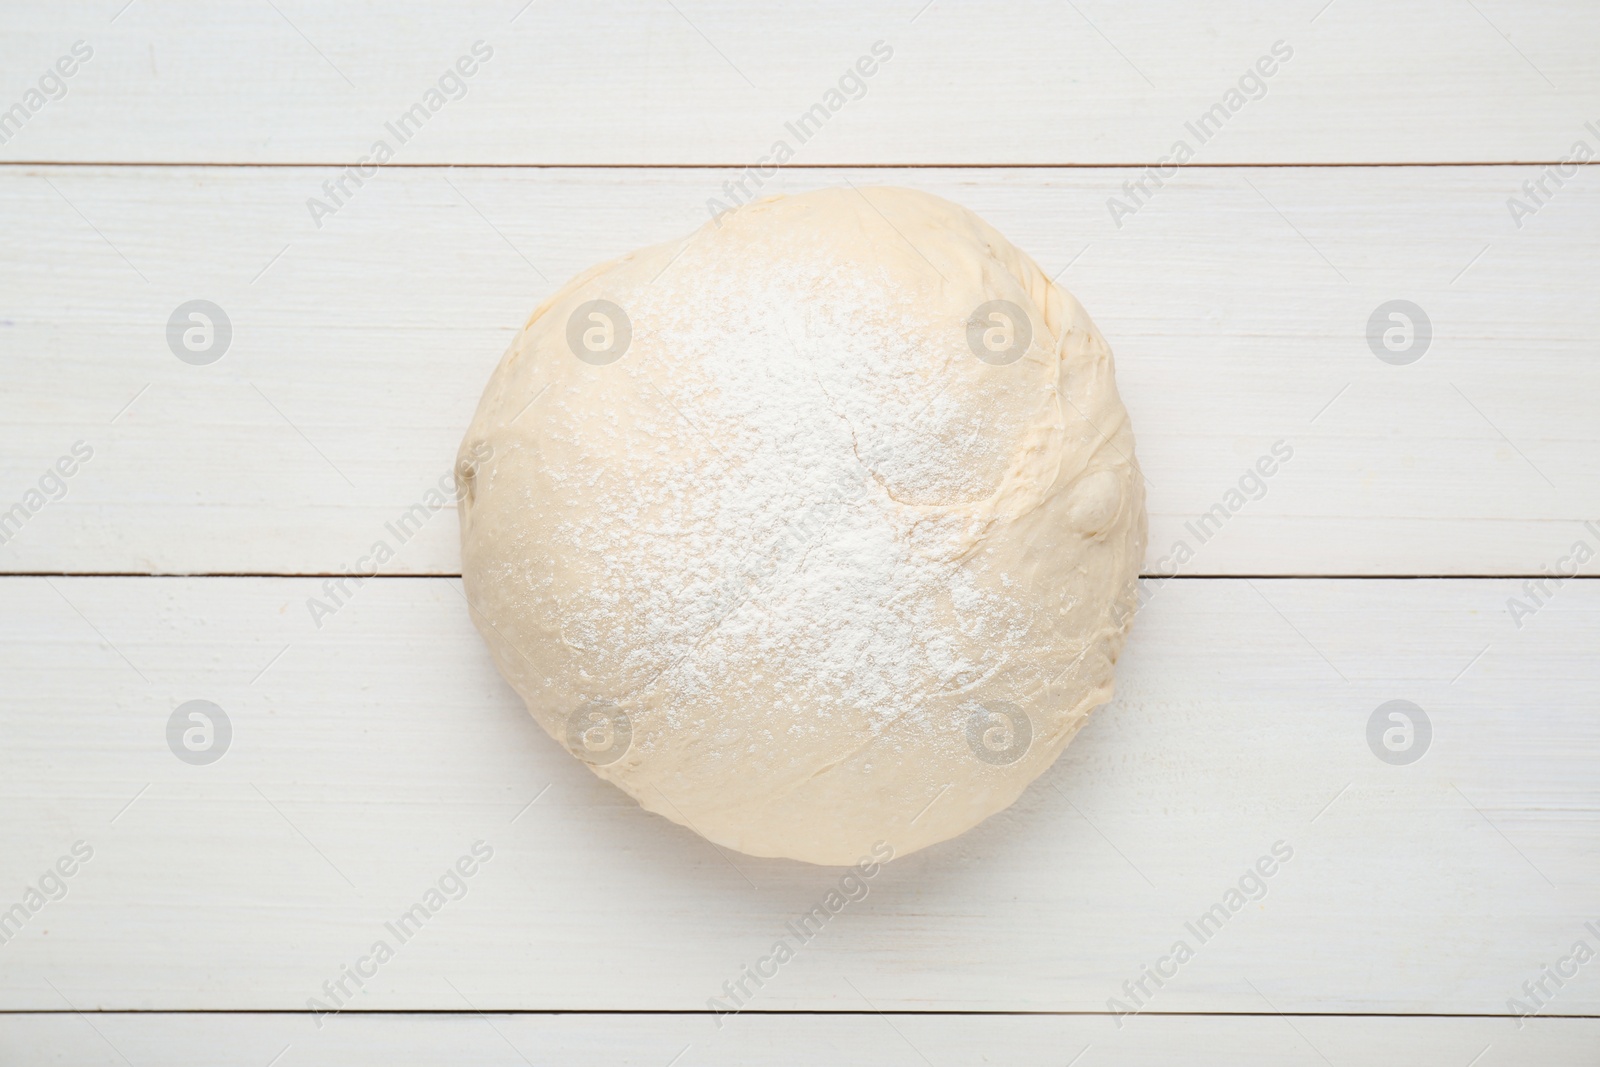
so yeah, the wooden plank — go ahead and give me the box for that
[2,165,1596,576]
[1,1,1597,164]
[2,1012,1596,1066]
[1,576,1595,1012]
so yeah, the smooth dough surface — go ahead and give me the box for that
[457,187,1145,866]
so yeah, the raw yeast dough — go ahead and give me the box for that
[456,187,1145,865]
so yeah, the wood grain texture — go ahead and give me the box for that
[1,1,1596,165]
[3,1012,1597,1066]
[4,1,1597,1041]
[2,576,1594,1012]
[2,165,1596,576]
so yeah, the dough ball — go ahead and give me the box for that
[457,187,1145,866]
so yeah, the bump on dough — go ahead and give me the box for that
[457,187,1145,866]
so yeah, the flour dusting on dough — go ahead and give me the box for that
[458,187,1145,865]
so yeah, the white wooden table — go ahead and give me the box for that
[3,2,1597,1063]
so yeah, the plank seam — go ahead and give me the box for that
[1,161,1596,170]
[3,573,1596,581]
[0,1017,1587,1023]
